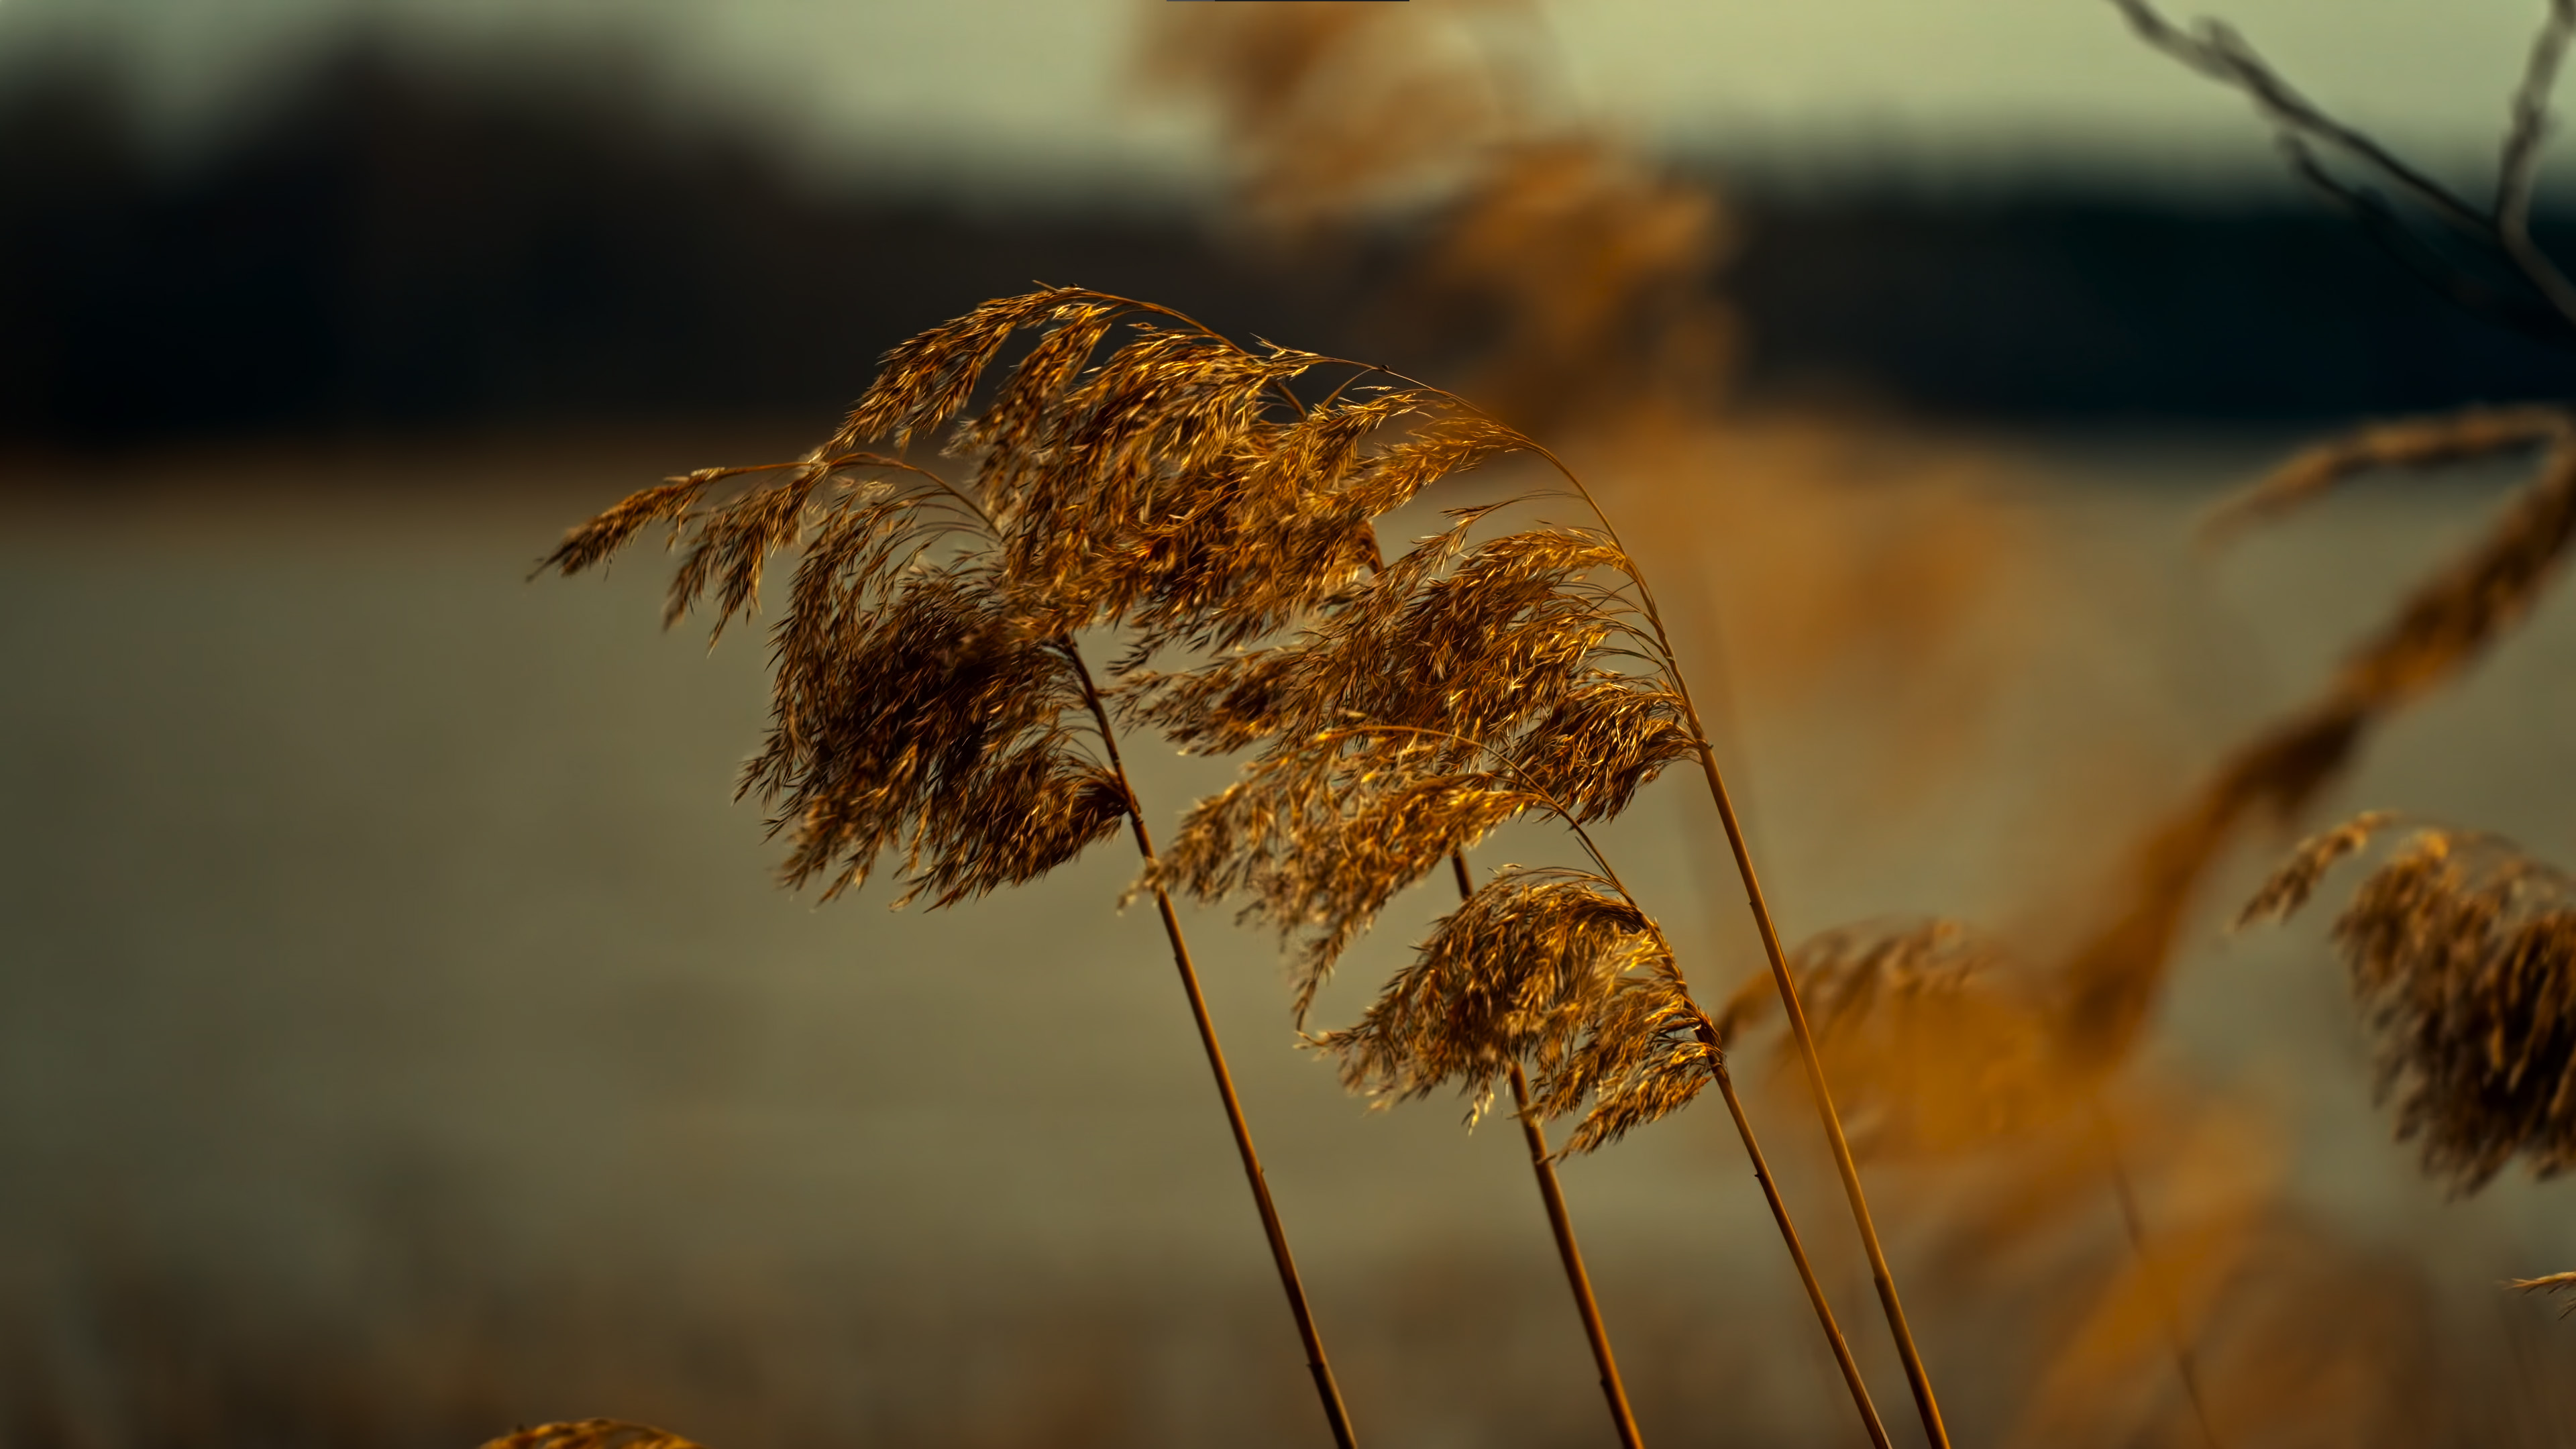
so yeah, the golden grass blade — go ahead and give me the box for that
[1505,1049,1648,1448]
[1062,644,1360,1449]
[543,288,1393,1447]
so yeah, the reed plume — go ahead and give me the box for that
[540,286,1410,1447]
[2242,816,2576,1191]
[1142,0,1735,433]
[1134,391,1945,1443]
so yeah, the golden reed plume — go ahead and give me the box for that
[539,286,1547,1449]
[506,3,2576,1445]
[1141,0,1734,435]
[1134,8,2073,1445]
[1126,364,1954,1442]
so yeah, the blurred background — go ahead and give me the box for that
[4,1,2576,1445]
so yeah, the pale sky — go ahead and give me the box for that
[0,0,2563,193]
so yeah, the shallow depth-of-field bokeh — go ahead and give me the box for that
[5,3,2576,1447]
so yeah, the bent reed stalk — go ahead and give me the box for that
[1681,702,1949,1448]
[1403,391,1945,1446]
[1122,388,1935,1440]
[1451,851,1650,1449]
[543,284,1939,1447]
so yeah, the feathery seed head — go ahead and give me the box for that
[1319,867,1667,1127]
[2247,817,2576,1189]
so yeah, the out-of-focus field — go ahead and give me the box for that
[1,422,2573,1446]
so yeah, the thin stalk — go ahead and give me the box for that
[1695,1020,1895,1449]
[1449,852,1645,1449]
[1260,377,1928,1443]
[1442,425,1947,1448]
[1678,707,1952,1449]
[1071,643,1358,1449]
[1356,727,1888,1449]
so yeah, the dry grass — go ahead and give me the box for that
[534,238,1949,1440]
[481,2,2576,1444]
[538,287,1487,1448]
[1109,334,1943,1440]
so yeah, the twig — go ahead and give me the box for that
[2109,0,2576,333]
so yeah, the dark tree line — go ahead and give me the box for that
[3,38,2571,449]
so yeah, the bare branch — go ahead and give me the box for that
[2499,0,2576,323]
[2108,0,2484,228]
[2111,0,2576,333]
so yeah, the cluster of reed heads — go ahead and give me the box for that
[532,277,1949,1448]
[502,1,2576,1445]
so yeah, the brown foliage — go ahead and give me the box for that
[542,288,1534,910]
[1135,505,1694,1023]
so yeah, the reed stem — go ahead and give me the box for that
[1450,852,1644,1449]
[1696,1022,1894,1449]
[1072,643,1359,1449]
[1680,722,1952,1449]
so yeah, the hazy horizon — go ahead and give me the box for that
[3,0,2570,199]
